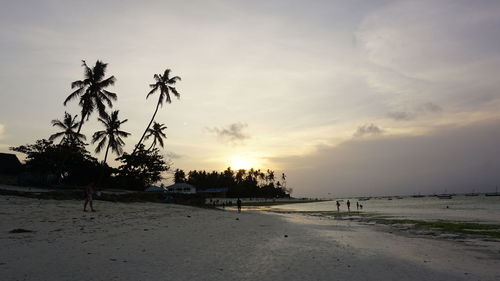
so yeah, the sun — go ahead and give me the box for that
[229,156,253,170]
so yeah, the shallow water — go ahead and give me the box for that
[271,195,500,223]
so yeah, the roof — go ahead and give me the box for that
[0,153,22,174]
[165,183,196,189]
[197,187,229,193]
[144,185,167,192]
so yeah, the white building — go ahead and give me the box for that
[165,183,197,194]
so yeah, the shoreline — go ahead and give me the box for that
[1,195,499,280]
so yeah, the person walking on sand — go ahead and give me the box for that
[83,182,96,212]
[237,198,242,213]
[336,200,340,212]
[347,200,351,212]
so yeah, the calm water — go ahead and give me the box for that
[271,195,500,223]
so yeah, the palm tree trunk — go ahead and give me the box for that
[132,99,161,155]
[104,143,111,163]
[77,111,86,134]
[148,141,155,151]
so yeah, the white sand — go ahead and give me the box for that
[0,196,499,281]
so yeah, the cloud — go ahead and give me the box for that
[357,0,500,113]
[388,102,442,121]
[207,122,250,144]
[387,111,414,121]
[353,123,383,137]
[271,118,500,197]
[165,151,183,159]
[420,102,442,113]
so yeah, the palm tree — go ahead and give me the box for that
[144,122,167,150]
[64,60,117,133]
[49,112,86,144]
[133,69,181,154]
[92,110,130,163]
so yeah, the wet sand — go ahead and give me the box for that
[0,196,499,281]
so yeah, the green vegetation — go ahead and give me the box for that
[241,199,329,206]
[10,60,177,188]
[270,210,500,239]
[175,168,291,198]
[8,60,291,198]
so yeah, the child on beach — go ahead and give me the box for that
[83,182,96,212]
[237,198,242,213]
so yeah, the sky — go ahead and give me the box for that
[1,0,500,197]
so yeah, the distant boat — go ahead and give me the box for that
[464,193,479,196]
[485,187,499,197]
[465,188,479,196]
[436,194,452,199]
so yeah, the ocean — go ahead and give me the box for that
[270,195,500,223]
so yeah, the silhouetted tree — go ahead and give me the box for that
[145,122,167,150]
[64,60,117,133]
[116,144,170,189]
[174,169,186,183]
[49,112,86,145]
[92,110,130,163]
[11,139,102,185]
[133,69,181,154]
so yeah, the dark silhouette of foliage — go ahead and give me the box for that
[175,167,290,198]
[10,139,105,185]
[133,69,181,155]
[174,168,186,183]
[116,145,170,190]
[64,60,117,133]
[145,122,167,150]
[49,112,86,145]
[92,110,130,163]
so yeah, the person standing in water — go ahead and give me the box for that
[347,200,351,212]
[237,198,242,213]
[356,201,359,210]
[336,201,340,212]
[83,182,96,212]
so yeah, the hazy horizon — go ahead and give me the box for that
[2,0,500,197]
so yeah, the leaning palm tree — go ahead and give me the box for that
[132,69,181,155]
[64,60,117,133]
[92,110,130,163]
[49,112,86,145]
[144,122,167,150]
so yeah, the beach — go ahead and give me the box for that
[1,196,499,281]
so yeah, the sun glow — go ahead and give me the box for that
[229,156,254,170]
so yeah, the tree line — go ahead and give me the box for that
[174,168,291,198]
[11,60,180,189]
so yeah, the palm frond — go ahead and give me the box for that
[95,137,108,153]
[169,86,180,98]
[64,87,84,105]
[49,132,65,141]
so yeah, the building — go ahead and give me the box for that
[165,183,197,194]
[197,187,228,198]
[0,153,22,175]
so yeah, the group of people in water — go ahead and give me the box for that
[336,199,363,212]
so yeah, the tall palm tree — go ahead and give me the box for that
[64,60,117,133]
[49,112,86,144]
[133,69,181,154]
[92,110,130,163]
[144,122,167,150]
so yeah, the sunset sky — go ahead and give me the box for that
[1,0,500,197]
